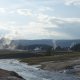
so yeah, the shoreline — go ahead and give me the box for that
[1,60,78,80]
[39,58,80,77]
[0,69,25,80]
[20,56,80,77]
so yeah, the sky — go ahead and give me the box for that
[0,0,80,40]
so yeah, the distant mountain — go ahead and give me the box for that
[56,40,80,48]
[11,39,80,48]
[11,39,53,46]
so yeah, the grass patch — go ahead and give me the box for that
[0,50,29,54]
[20,52,80,65]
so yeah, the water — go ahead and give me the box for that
[0,59,79,80]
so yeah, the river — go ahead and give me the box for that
[0,59,80,80]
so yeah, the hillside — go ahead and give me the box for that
[11,39,80,48]
[56,39,80,48]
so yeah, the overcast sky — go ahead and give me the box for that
[0,0,80,40]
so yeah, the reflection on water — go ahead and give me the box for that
[0,59,79,80]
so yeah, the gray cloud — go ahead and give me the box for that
[64,0,80,6]
[45,17,80,39]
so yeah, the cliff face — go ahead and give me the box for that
[0,69,24,80]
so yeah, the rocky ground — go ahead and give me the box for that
[40,58,80,76]
[20,53,80,77]
[0,69,25,80]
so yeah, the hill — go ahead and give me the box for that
[11,39,80,48]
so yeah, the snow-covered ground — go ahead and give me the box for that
[0,59,79,80]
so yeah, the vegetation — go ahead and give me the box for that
[0,49,28,54]
[71,43,80,52]
[17,44,52,50]
[20,52,80,65]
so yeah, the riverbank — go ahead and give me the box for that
[20,52,80,65]
[20,52,80,76]
[0,59,80,80]
[0,69,24,80]
[40,59,80,78]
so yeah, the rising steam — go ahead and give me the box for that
[0,31,18,50]
[52,40,57,50]
[0,37,16,50]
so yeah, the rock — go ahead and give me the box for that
[9,71,23,79]
[0,77,23,80]
[0,69,25,80]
